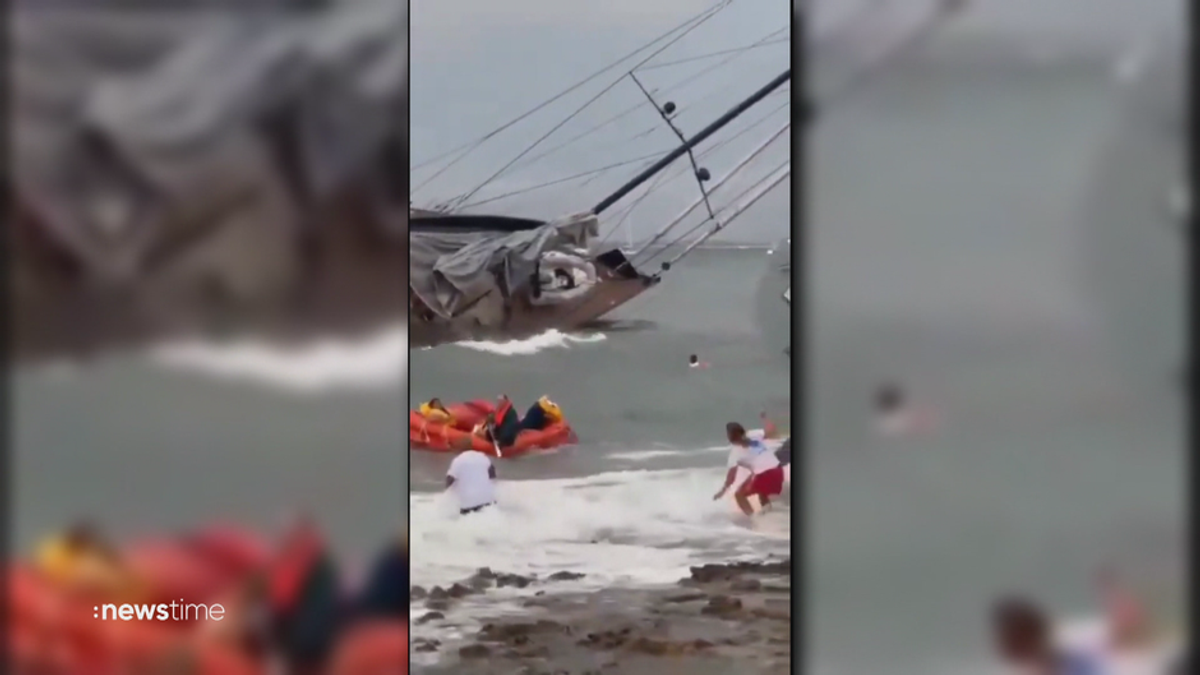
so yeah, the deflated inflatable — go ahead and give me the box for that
[410,399,577,456]
[9,525,410,674]
[10,525,269,674]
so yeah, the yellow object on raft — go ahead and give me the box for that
[537,396,563,422]
[35,536,137,596]
[418,402,454,424]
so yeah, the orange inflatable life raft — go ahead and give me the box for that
[328,620,408,675]
[410,399,577,456]
[9,526,270,675]
[10,524,410,675]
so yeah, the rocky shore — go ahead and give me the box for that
[410,558,792,675]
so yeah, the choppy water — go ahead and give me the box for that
[408,44,1183,675]
[13,326,408,559]
[809,50,1184,674]
[11,26,1184,675]
[408,248,793,644]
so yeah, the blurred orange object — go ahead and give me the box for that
[8,525,271,674]
[328,620,408,675]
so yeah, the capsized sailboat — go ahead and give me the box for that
[11,4,409,363]
[411,4,792,348]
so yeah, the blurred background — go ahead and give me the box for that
[806,0,1185,673]
[10,1,408,672]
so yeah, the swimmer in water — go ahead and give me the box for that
[873,382,906,434]
[873,382,937,436]
[989,595,1104,675]
[688,354,710,369]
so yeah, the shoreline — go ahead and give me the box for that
[410,558,792,675]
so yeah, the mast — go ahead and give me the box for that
[591,68,792,216]
[632,119,790,258]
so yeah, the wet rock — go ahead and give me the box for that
[413,558,793,674]
[459,643,492,659]
[685,560,790,584]
[478,620,569,644]
[749,607,789,621]
[410,585,428,600]
[547,571,585,582]
[503,645,551,659]
[626,637,715,656]
[495,572,535,588]
[662,592,708,604]
[412,638,441,653]
[466,567,498,590]
[730,578,762,592]
[700,595,743,617]
[577,627,633,650]
[416,611,445,625]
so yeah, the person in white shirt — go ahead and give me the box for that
[445,450,497,515]
[713,417,784,516]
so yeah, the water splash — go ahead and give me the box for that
[148,324,408,394]
[451,329,607,356]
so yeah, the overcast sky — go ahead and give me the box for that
[410,0,791,243]
[409,0,1178,243]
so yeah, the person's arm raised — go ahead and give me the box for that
[760,412,779,439]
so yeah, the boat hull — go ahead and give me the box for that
[409,273,656,349]
[11,197,408,363]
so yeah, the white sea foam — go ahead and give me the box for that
[605,444,730,462]
[147,324,408,394]
[409,465,790,635]
[450,329,606,356]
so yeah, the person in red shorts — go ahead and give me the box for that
[713,418,785,516]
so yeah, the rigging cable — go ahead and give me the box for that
[446,2,734,210]
[507,26,790,174]
[644,160,791,270]
[628,72,718,223]
[609,59,790,154]
[411,0,733,198]
[633,0,968,270]
[630,118,790,262]
[455,149,676,210]
[602,90,789,243]
[462,88,786,216]
[410,0,729,175]
[636,36,790,71]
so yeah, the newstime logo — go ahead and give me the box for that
[94,601,225,622]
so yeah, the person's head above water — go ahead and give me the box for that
[725,422,747,445]
[989,595,1053,664]
[874,382,904,414]
[689,354,699,365]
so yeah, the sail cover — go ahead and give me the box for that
[12,0,407,283]
[410,213,599,319]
